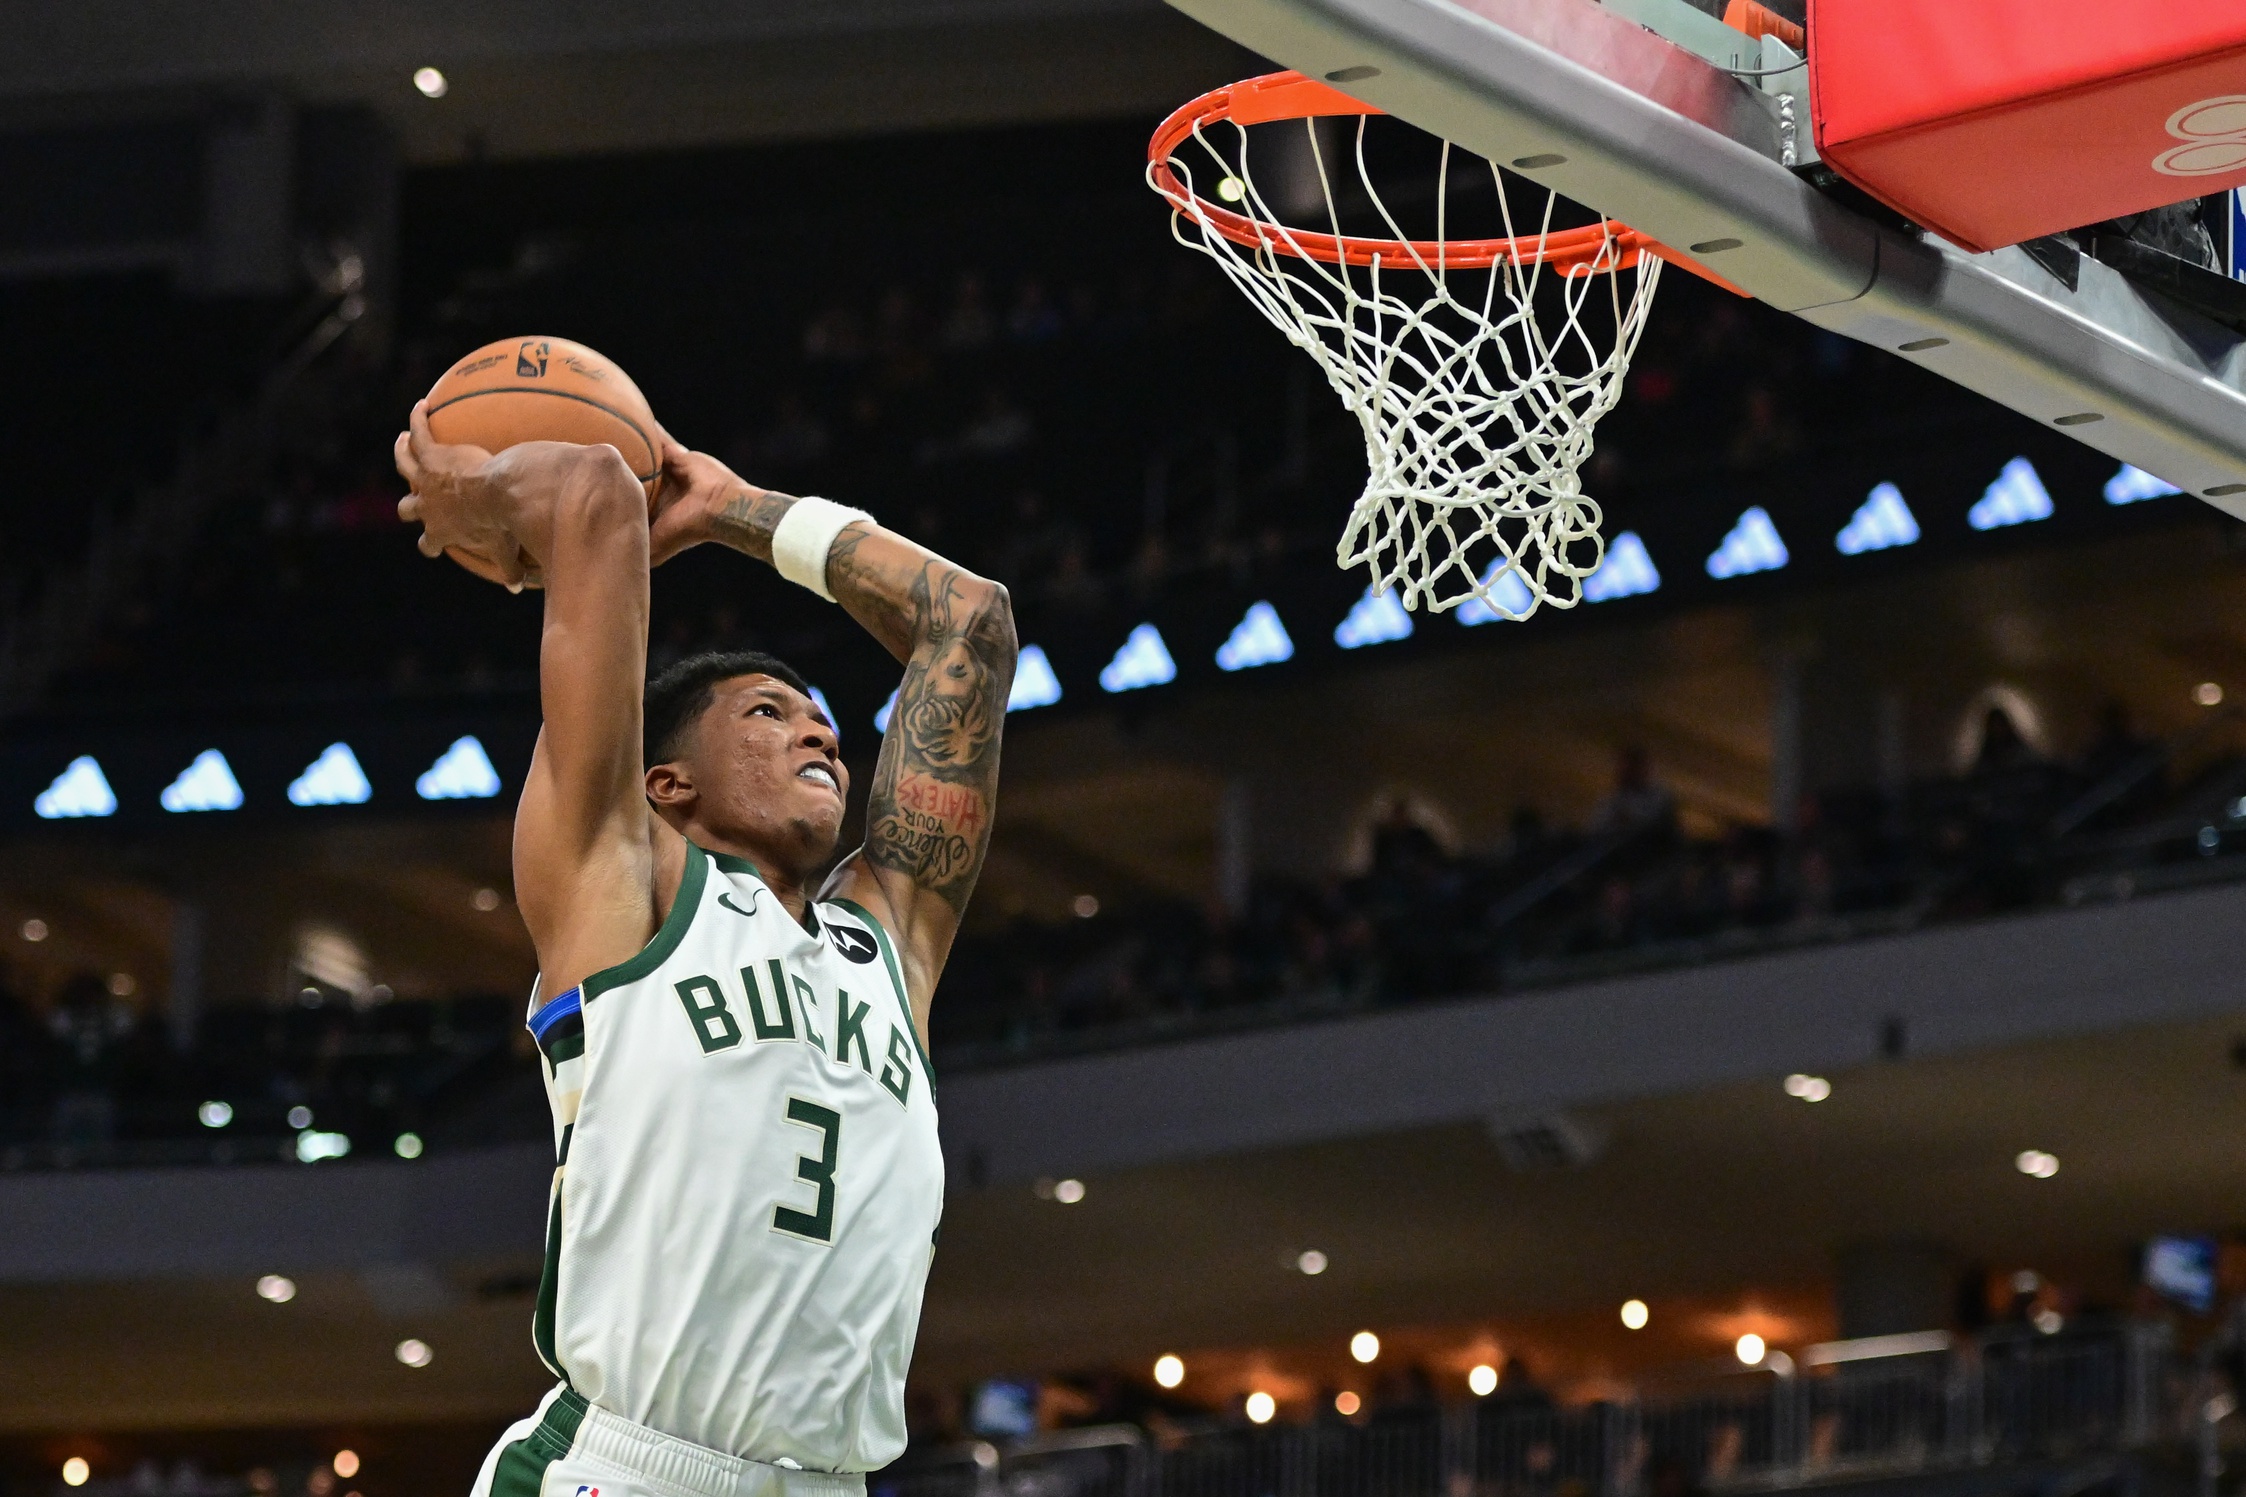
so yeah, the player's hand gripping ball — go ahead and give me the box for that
[403,336,663,585]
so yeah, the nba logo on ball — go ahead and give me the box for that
[517,340,550,378]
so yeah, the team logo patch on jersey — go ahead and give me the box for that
[827,921,879,964]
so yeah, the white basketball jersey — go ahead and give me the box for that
[525,842,944,1472]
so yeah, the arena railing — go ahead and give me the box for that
[878,1322,2188,1497]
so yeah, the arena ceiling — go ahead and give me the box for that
[3,0,1261,161]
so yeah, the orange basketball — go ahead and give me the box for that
[424,337,663,500]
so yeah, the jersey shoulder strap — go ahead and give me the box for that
[581,839,711,1003]
[824,895,931,1084]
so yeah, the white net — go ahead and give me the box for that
[1150,108,1661,619]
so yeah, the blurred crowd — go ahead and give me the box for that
[930,701,2231,1061]
[0,971,528,1168]
[7,694,2238,1165]
[24,121,1910,710]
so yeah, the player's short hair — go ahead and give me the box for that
[645,650,817,766]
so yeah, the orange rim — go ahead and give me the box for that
[1150,70,1728,284]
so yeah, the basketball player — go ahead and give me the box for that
[393,403,1017,1497]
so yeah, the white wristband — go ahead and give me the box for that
[770,496,870,602]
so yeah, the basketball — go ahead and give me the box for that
[424,336,663,500]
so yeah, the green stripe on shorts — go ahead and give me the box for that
[491,1389,589,1497]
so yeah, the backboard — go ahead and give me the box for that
[1161,0,2246,515]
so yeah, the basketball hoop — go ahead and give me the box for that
[1149,71,1687,618]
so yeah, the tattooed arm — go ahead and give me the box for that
[652,443,1017,1034]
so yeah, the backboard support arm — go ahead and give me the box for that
[1167,0,2246,511]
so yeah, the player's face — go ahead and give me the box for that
[686,675,849,868]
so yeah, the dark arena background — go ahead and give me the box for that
[8,3,2246,1495]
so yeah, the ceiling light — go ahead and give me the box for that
[1008,647,1063,711]
[2199,682,2225,707]
[1334,1391,1361,1415]
[290,743,372,806]
[1072,894,1099,918]
[1350,1330,1380,1364]
[1296,1250,1328,1275]
[1099,623,1177,693]
[1153,1354,1184,1388]
[1054,1178,1085,1204]
[417,735,503,800]
[1217,601,1295,668]
[36,755,117,818]
[297,1130,352,1163]
[1217,177,1247,203]
[1620,1299,1649,1330]
[2016,1149,2059,1178]
[108,972,135,997]
[63,1458,90,1488]
[288,1105,314,1129]
[333,1452,360,1479]
[394,1132,424,1159]
[413,67,449,98]
[1736,1333,1767,1366]
[198,1100,233,1129]
[1244,1391,1275,1423]
[159,749,244,813]
[256,1274,297,1304]
[395,1338,434,1367]
[473,887,502,912]
[1468,1364,1498,1396]
[20,918,47,942]
[1783,1073,1831,1101]
[2032,1308,2064,1335]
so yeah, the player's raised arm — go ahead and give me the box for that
[652,444,1016,1032]
[397,403,664,999]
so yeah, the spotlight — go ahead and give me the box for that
[1350,1331,1380,1364]
[256,1274,297,1303]
[1217,177,1247,203]
[20,918,47,941]
[1736,1333,1767,1366]
[1620,1299,1649,1330]
[63,1458,90,1487]
[395,1338,434,1368]
[333,1452,360,1479]
[198,1100,234,1128]
[1072,894,1099,918]
[2016,1150,2059,1179]
[472,887,502,911]
[1054,1178,1085,1204]
[1245,1391,1275,1424]
[394,1132,424,1159]
[1335,1391,1361,1415]
[1468,1364,1498,1396]
[2199,682,2225,707]
[1153,1354,1184,1388]
[1296,1250,1328,1275]
[413,67,449,98]
[1782,1073,1831,1102]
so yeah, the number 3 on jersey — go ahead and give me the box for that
[774,1097,840,1243]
